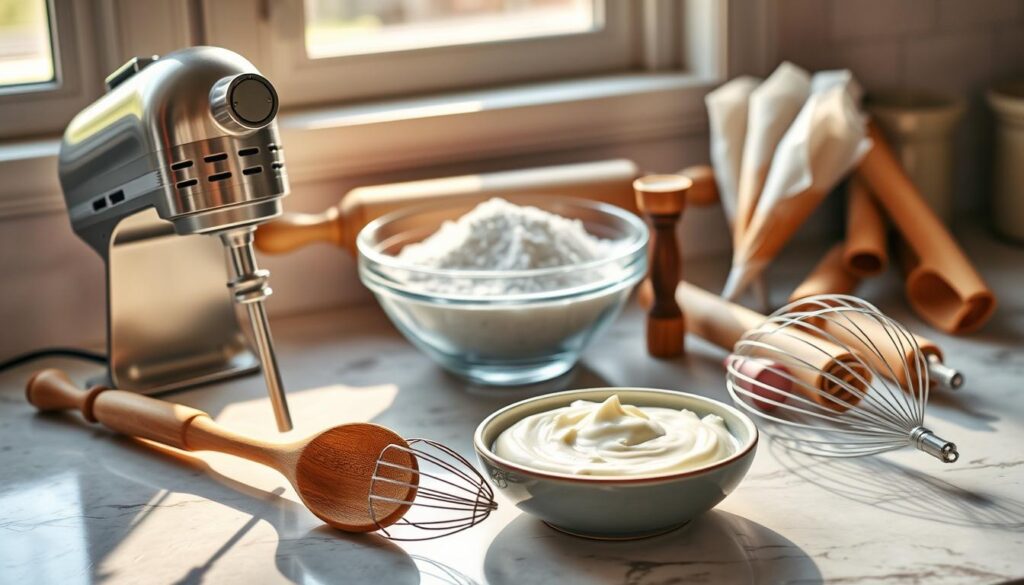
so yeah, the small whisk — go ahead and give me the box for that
[371,439,497,540]
[725,294,959,463]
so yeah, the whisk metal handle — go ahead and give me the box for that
[911,427,959,463]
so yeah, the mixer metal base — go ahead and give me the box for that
[98,210,262,395]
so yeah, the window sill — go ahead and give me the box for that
[0,72,715,219]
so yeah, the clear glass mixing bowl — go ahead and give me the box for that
[357,196,649,386]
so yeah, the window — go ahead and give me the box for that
[302,0,599,58]
[0,0,103,140]
[0,0,55,88]
[204,0,639,107]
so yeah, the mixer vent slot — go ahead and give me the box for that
[267,143,278,152]
[204,153,228,163]
[242,166,263,176]
[271,162,284,170]
[92,197,107,211]
[238,147,260,157]
[208,171,232,183]
[176,178,198,189]
[170,160,193,170]
[109,190,125,205]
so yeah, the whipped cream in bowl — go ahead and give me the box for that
[494,395,738,477]
[474,388,758,539]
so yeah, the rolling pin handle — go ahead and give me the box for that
[253,207,344,254]
[26,369,109,422]
[678,165,718,207]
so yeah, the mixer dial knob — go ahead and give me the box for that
[210,73,279,133]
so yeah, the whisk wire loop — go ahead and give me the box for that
[369,438,497,541]
[785,310,920,429]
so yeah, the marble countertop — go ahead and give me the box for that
[1,232,1022,585]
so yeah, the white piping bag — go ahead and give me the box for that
[733,62,812,247]
[723,70,871,301]
[706,76,760,228]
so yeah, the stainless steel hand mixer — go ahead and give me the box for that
[58,47,293,430]
[726,294,959,463]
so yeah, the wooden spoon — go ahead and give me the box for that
[25,369,418,532]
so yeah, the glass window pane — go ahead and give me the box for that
[304,0,598,59]
[0,0,54,87]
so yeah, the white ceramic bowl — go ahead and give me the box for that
[474,388,758,539]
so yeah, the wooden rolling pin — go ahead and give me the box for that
[788,295,963,391]
[856,122,996,334]
[256,161,721,257]
[677,281,870,411]
[256,159,641,255]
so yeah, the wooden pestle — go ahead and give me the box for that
[255,159,641,255]
[636,165,718,311]
[635,175,691,358]
[856,122,996,334]
[25,369,417,532]
[677,282,870,411]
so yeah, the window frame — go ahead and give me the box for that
[0,0,105,140]
[203,0,643,108]
[0,0,764,221]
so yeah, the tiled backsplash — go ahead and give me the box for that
[771,0,1024,215]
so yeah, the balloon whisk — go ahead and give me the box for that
[726,294,959,463]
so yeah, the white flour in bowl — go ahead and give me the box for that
[365,197,645,374]
[397,198,615,294]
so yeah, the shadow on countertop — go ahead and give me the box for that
[13,413,470,585]
[769,440,1024,530]
[484,510,820,585]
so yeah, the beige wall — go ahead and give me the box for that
[770,0,1024,216]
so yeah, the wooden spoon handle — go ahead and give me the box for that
[28,368,209,450]
[253,207,343,254]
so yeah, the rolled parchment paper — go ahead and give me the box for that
[706,76,760,228]
[843,177,888,277]
[789,243,861,302]
[734,62,811,246]
[677,282,869,411]
[856,122,997,334]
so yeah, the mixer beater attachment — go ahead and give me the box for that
[370,439,498,540]
[221,227,292,431]
[726,294,959,463]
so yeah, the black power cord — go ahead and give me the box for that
[0,348,107,373]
